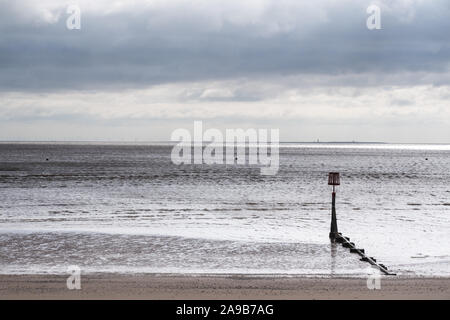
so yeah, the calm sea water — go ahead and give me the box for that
[0,143,449,276]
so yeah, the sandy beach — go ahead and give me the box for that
[1,274,449,300]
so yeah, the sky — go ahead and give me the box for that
[0,0,449,142]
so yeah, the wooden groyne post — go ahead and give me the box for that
[327,172,396,275]
[328,172,340,241]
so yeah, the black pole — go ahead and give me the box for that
[329,191,338,241]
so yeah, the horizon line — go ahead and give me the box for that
[1,140,450,145]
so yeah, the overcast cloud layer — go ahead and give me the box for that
[0,0,449,142]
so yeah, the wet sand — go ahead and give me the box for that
[0,274,449,299]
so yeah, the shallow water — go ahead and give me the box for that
[0,143,449,276]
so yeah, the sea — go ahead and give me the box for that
[0,142,449,276]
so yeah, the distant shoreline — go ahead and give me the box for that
[1,274,449,300]
[1,141,450,145]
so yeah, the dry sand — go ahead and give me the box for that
[1,274,449,300]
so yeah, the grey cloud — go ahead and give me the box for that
[1,0,450,92]
[390,98,413,106]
